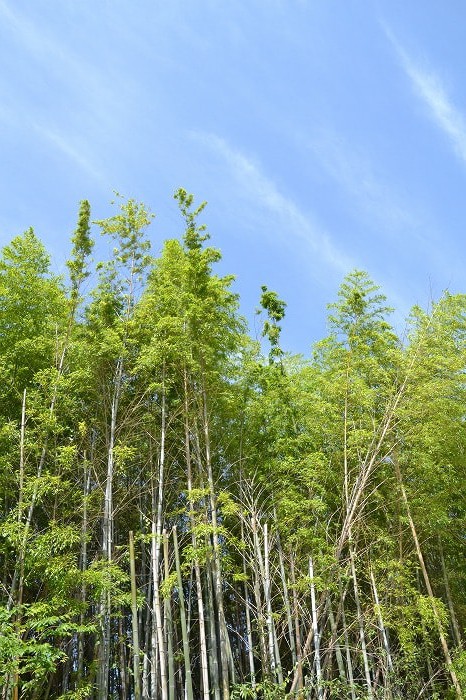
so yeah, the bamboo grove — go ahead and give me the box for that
[1,192,466,700]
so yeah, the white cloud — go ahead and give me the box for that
[309,128,422,237]
[0,0,126,187]
[0,0,78,74]
[0,0,123,130]
[35,125,107,185]
[192,131,354,275]
[386,26,466,165]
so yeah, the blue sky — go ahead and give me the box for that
[1,0,466,354]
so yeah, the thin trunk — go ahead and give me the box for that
[264,524,276,679]
[61,641,72,697]
[338,377,409,560]
[143,547,153,700]
[149,456,158,700]
[438,536,462,649]
[150,615,159,700]
[183,368,210,700]
[130,531,142,700]
[327,600,346,684]
[172,526,194,700]
[339,578,357,700]
[102,357,122,567]
[99,355,123,700]
[341,388,356,700]
[416,569,434,685]
[194,563,210,700]
[202,387,232,697]
[241,521,256,688]
[206,557,221,700]
[309,556,323,700]
[78,455,91,682]
[276,526,297,670]
[17,389,26,524]
[163,531,175,700]
[321,576,356,700]
[100,249,138,700]
[142,652,150,700]
[152,377,168,700]
[150,600,157,698]
[186,566,193,639]
[151,515,166,699]
[10,390,28,700]
[290,553,303,693]
[369,569,394,676]
[251,515,268,679]
[395,461,463,699]
[264,524,283,684]
[119,615,129,700]
[349,541,373,700]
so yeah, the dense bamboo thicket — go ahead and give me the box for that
[1,192,466,699]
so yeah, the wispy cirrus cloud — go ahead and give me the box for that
[0,0,89,83]
[35,126,108,185]
[0,0,120,185]
[192,131,354,275]
[308,128,423,238]
[385,26,466,165]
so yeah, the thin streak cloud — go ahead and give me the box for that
[0,0,122,129]
[386,26,466,164]
[193,132,354,275]
[35,125,107,185]
[0,0,81,75]
[309,129,421,236]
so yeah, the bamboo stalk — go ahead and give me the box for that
[172,526,194,700]
[264,524,277,680]
[289,553,304,693]
[276,528,297,670]
[309,556,323,700]
[202,385,232,697]
[349,541,373,700]
[327,599,346,684]
[183,369,210,700]
[369,569,394,676]
[152,376,168,700]
[251,514,268,678]
[263,524,283,685]
[77,454,90,683]
[438,537,462,649]
[163,531,175,700]
[339,577,356,700]
[129,531,142,700]
[395,461,463,699]
[118,612,129,700]
[206,557,221,700]
[241,521,256,687]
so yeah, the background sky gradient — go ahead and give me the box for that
[1,0,465,354]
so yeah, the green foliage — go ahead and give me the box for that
[0,604,95,693]
[95,194,153,277]
[450,651,466,693]
[83,560,130,605]
[0,228,67,415]
[67,199,93,302]
[160,571,178,599]
[175,187,209,251]
[258,285,287,363]
[56,685,94,700]
[231,679,288,699]
[0,196,464,699]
